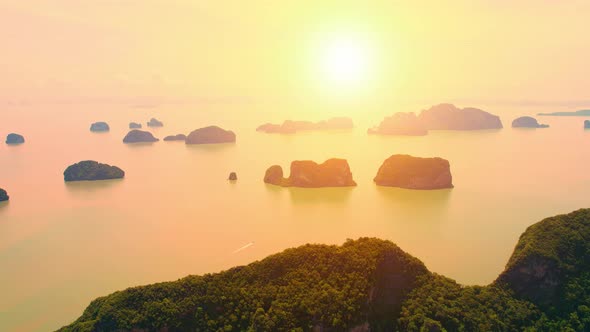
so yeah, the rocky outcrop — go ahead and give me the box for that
[90,122,110,132]
[228,172,237,181]
[129,122,142,129]
[63,160,125,181]
[185,126,236,144]
[0,188,8,201]
[163,134,187,141]
[122,130,159,143]
[147,118,163,127]
[264,159,357,188]
[374,155,453,190]
[417,103,503,130]
[264,165,284,185]
[512,116,549,128]
[6,133,25,144]
[257,117,354,134]
[585,120,590,129]
[368,112,427,136]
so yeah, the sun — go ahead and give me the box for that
[311,31,377,95]
[320,38,369,84]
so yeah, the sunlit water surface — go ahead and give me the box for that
[1,103,590,331]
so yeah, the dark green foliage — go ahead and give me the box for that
[63,160,125,182]
[399,274,541,331]
[59,238,428,332]
[60,209,590,332]
[0,188,8,201]
[496,208,590,328]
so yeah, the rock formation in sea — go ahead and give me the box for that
[129,122,142,129]
[367,112,427,136]
[257,117,354,134]
[163,134,187,141]
[5,133,25,144]
[264,159,357,188]
[228,172,237,181]
[0,188,8,201]
[512,116,549,128]
[369,104,502,136]
[585,120,590,129]
[374,154,453,189]
[122,130,159,143]
[185,126,236,144]
[417,103,503,130]
[90,122,110,132]
[147,118,164,127]
[63,160,125,181]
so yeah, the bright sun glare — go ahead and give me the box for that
[315,34,375,93]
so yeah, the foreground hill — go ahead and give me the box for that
[60,209,590,331]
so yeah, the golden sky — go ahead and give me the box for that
[1,1,589,104]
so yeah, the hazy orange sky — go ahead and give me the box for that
[2,1,589,105]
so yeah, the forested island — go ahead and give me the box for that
[59,209,590,331]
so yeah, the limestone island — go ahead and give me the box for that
[147,118,164,127]
[129,122,142,129]
[538,109,590,116]
[59,209,590,331]
[0,188,8,201]
[512,116,549,128]
[90,122,110,132]
[368,112,427,136]
[123,130,159,143]
[63,160,124,182]
[264,158,357,188]
[585,120,590,129]
[374,154,453,190]
[228,172,237,181]
[5,133,25,144]
[369,103,502,136]
[186,126,236,144]
[257,117,354,134]
[163,134,187,141]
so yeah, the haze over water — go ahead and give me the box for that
[1,102,590,331]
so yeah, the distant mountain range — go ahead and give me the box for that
[538,109,590,116]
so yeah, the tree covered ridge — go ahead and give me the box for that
[60,209,590,331]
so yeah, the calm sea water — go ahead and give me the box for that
[2,103,590,331]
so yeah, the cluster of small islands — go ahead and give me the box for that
[4,103,590,331]
[3,103,589,204]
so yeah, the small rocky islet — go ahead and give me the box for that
[147,118,164,127]
[512,116,549,128]
[264,158,357,188]
[129,122,142,129]
[123,130,159,143]
[186,126,236,144]
[163,134,187,141]
[374,154,453,190]
[63,160,124,182]
[90,122,110,132]
[0,188,9,201]
[5,133,25,144]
